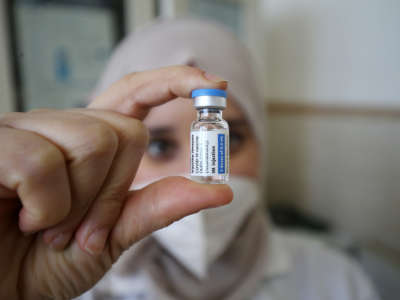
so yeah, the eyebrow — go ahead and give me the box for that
[148,126,175,136]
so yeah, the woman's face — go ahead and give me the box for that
[133,97,260,184]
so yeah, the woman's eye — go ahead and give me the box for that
[229,131,245,154]
[147,138,177,161]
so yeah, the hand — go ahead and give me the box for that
[0,66,232,300]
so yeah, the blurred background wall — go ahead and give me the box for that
[0,0,399,280]
[262,3,400,296]
[263,0,400,252]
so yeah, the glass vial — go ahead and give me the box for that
[190,89,229,184]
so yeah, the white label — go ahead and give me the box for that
[191,129,229,176]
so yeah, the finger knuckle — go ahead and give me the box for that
[31,202,69,226]
[123,72,138,84]
[97,185,125,217]
[0,112,23,124]
[80,122,119,157]
[121,118,149,149]
[23,143,64,180]
[172,65,202,77]
[148,198,168,229]
[27,108,54,114]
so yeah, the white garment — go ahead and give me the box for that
[76,224,379,300]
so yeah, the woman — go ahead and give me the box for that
[78,19,379,300]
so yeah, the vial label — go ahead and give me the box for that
[191,129,229,176]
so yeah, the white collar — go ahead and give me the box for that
[263,226,293,279]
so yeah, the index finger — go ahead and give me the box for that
[89,65,227,120]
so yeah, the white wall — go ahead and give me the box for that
[264,0,400,107]
[264,0,400,251]
[268,115,400,250]
[124,0,155,33]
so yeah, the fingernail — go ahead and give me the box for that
[203,72,227,83]
[84,228,109,256]
[50,232,72,251]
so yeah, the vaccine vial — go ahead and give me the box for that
[190,89,229,184]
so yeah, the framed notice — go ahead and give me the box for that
[8,0,124,111]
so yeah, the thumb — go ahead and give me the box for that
[109,176,233,258]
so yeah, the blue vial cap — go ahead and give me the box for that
[191,89,227,98]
